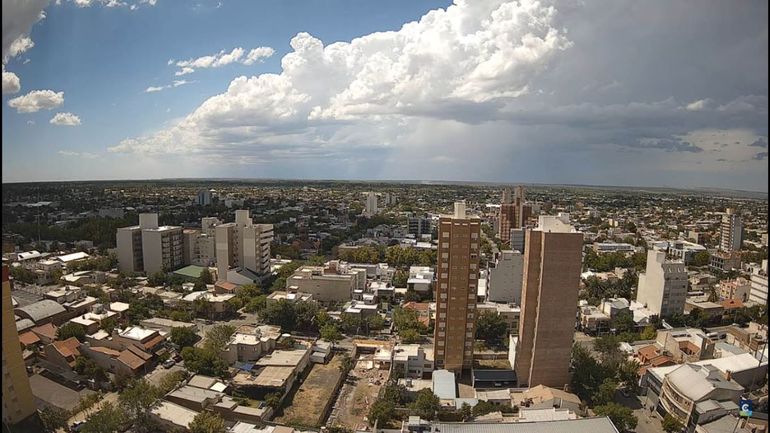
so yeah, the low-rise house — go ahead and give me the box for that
[579,305,611,335]
[685,299,725,320]
[221,325,281,364]
[149,401,199,431]
[285,261,366,303]
[407,266,434,293]
[719,278,752,302]
[655,328,715,363]
[45,337,82,370]
[392,344,433,378]
[113,326,166,354]
[31,323,58,344]
[511,385,582,416]
[266,290,314,305]
[166,385,223,411]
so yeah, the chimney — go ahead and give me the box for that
[725,370,732,381]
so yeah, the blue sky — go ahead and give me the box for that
[2,0,768,191]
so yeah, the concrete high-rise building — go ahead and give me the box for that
[433,201,481,373]
[197,189,213,206]
[117,213,183,275]
[487,250,524,304]
[498,186,531,243]
[720,208,743,252]
[515,213,582,388]
[364,192,378,217]
[142,225,184,276]
[635,248,687,317]
[182,217,221,267]
[215,210,273,282]
[2,266,37,425]
[408,214,432,237]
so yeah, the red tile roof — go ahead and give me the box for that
[31,323,58,341]
[721,299,744,310]
[18,331,41,347]
[117,349,146,370]
[143,334,165,351]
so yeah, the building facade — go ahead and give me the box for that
[720,208,743,252]
[2,266,37,425]
[636,249,688,317]
[215,210,274,282]
[749,260,768,305]
[117,213,183,275]
[515,213,583,388]
[433,201,481,373]
[487,250,524,304]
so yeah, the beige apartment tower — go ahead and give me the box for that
[433,201,481,373]
[116,213,183,275]
[215,210,274,282]
[515,213,583,388]
[2,266,37,425]
[720,208,743,252]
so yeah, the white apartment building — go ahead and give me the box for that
[215,210,274,282]
[636,248,688,317]
[749,260,768,305]
[364,191,378,217]
[286,261,366,303]
[720,208,743,252]
[117,213,183,275]
[182,217,220,267]
[487,250,524,304]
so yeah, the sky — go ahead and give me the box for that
[2,0,768,192]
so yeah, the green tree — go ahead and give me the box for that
[571,343,609,402]
[320,324,343,344]
[639,325,657,340]
[203,324,235,352]
[392,270,409,287]
[81,402,126,433]
[194,279,207,291]
[181,347,229,378]
[662,413,685,433]
[338,354,354,375]
[475,311,508,346]
[400,329,420,343]
[593,403,638,432]
[57,322,87,342]
[592,378,618,406]
[265,392,282,410]
[147,271,167,287]
[411,388,441,420]
[368,399,396,427]
[611,311,636,334]
[691,251,710,267]
[617,359,641,394]
[100,316,117,334]
[189,411,226,433]
[199,268,214,284]
[260,299,297,330]
[158,369,189,394]
[459,402,473,421]
[170,326,199,349]
[118,379,161,433]
[39,406,70,433]
[593,335,622,367]
[243,295,267,314]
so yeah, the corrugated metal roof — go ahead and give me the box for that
[433,417,619,433]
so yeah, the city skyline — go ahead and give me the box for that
[2,0,768,191]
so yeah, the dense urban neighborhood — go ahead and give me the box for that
[1,180,767,433]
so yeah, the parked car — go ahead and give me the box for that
[163,359,176,369]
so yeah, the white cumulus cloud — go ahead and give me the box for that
[114,0,569,155]
[243,47,275,65]
[144,79,192,93]
[2,65,21,93]
[8,89,64,112]
[50,112,81,126]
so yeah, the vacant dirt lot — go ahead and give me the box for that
[329,357,387,430]
[277,356,343,428]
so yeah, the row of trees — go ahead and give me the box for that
[583,249,647,272]
[336,245,437,267]
[581,272,638,305]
